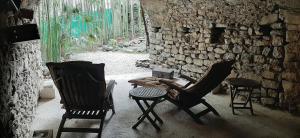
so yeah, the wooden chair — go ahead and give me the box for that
[46,62,116,138]
[159,60,235,122]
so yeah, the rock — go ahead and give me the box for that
[207,47,213,52]
[39,80,56,99]
[254,40,269,47]
[175,54,185,61]
[262,79,280,89]
[260,14,278,25]
[262,47,271,56]
[262,71,275,79]
[254,55,265,64]
[232,45,243,53]
[272,36,283,46]
[199,54,208,59]
[282,72,300,82]
[194,59,203,66]
[271,23,283,29]
[135,60,150,68]
[248,28,253,35]
[186,57,193,64]
[203,60,211,66]
[171,47,179,54]
[156,33,163,40]
[284,12,300,24]
[214,48,226,54]
[208,53,215,60]
[286,31,300,42]
[272,47,284,59]
[223,53,235,60]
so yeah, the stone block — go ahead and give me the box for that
[156,33,163,40]
[260,14,278,25]
[254,55,265,64]
[262,47,271,56]
[203,60,211,66]
[262,71,275,80]
[223,53,235,60]
[208,53,215,60]
[282,72,300,82]
[271,23,283,29]
[186,57,193,64]
[254,40,269,47]
[271,36,284,46]
[193,59,203,66]
[286,31,300,42]
[272,47,284,59]
[39,80,56,99]
[284,12,300,24]
[262,79,280,89]
[232,45,242,53]
[207,47,213,52]
[214,48,226,54]
[199,54,208,59]
[175,54,185,61]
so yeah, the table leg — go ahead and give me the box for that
[143,100,163,124]
[132,99,160,131]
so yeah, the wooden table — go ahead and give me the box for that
[227,78,261,115]
[129,87,167,131]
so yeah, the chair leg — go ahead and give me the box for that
[56,115,67,138]
[201,100,220,116]
[98,112,107,138]
[109,94,115,114]
[182,108,202,123]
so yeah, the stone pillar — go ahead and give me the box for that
[281,10,300,113]
[0,0,42,137]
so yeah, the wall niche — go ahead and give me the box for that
[211,24,225,44]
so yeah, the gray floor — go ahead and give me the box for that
[33,72,300,138]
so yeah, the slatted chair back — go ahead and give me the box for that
[46,62,107,111]
[186,60,235,98]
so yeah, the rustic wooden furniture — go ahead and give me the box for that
[128,77,178,89]
[159,60,235,123]
[227,78,261,115]
[129,87,167,131]
[46,62,116,138]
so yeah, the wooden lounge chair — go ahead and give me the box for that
[46,62,116,138]
[159,60,235,122]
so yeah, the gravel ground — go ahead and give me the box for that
[69,51,151,75]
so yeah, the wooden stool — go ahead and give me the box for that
[227,78,261,115]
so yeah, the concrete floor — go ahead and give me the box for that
[33,72,300,138]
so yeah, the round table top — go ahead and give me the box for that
[227,78,261,88]
[129,87,167,100]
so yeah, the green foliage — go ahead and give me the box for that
[38,0,145,62]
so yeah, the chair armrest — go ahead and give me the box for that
[159,79,185,92]
[180,74,197,84]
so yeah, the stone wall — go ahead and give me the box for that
[0,0,42,137]
[142,0,300,110]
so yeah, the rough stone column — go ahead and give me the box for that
[281,10,300,112]
[0,0,42,137]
